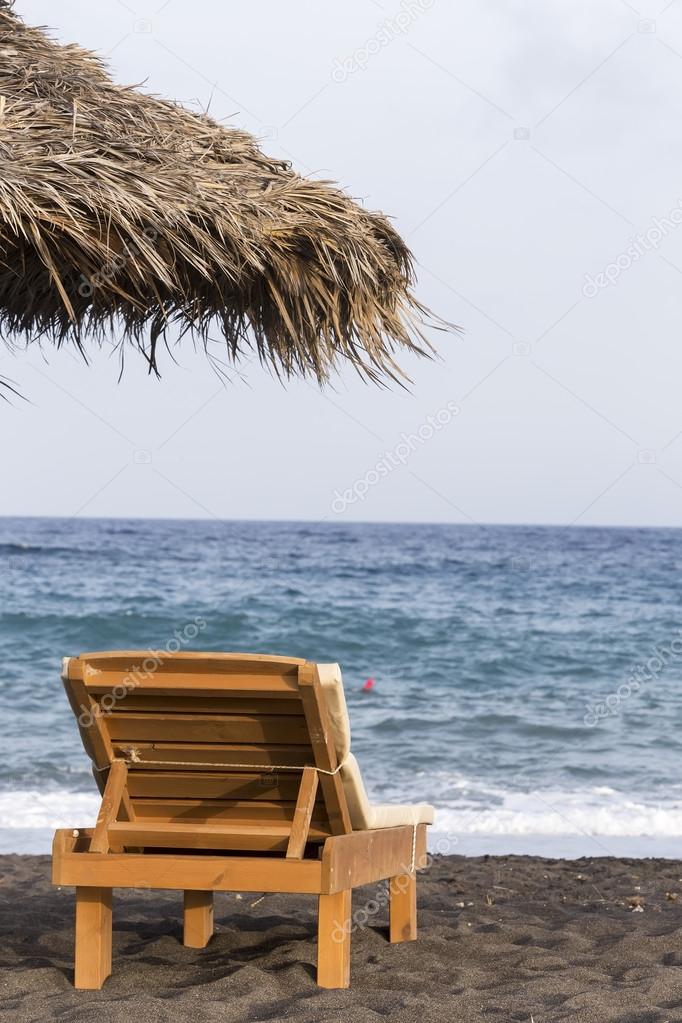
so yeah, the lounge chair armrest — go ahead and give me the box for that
[320,823,428,894]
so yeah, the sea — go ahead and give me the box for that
[2,516,682,858]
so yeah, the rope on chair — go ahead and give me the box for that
[121,747,349,775]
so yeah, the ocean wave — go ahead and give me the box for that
[0,790,100,829]
[430,785,682,837]
[4,784,682,842]
[0,542,77,556]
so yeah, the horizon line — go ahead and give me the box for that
[0,513,680,532]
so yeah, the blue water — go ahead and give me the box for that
[2,516,682,856]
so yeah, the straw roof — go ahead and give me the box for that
[0,3,437,384]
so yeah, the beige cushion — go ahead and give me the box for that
[317,662,351,761]
[318,663,435,831]
[341,754,435,829]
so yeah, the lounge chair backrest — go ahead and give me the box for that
[62,652,353,855]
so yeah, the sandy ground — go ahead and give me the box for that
[2,853,682,1022]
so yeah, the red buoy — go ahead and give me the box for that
[362,678,375,692]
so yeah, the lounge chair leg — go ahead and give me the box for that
[183,890,214,948]
[74,887,112,989]
[317,890,351,988]
[389,872,417,942]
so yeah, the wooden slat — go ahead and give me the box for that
[131,797,327,823]
[75,652,304,675]
[85,671,300,697]
[90,760,128,854]
[108,821,295,852]
[106,695,302,715]
[53,830,322,893]
[125,771,301,800]
[127,770,304,801]
[287,767,319,859]
[109,818,330,847]
[112,742,313,769]
[129,797,331,838]
[105,713,310,745]
[298,665,352,836]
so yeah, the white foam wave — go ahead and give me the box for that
[0,789,100,830]
[431,786,682,837]
[3,784,682,848]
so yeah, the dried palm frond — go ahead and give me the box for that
[0,2,442,385]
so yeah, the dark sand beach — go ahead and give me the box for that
[2,854,682,1022]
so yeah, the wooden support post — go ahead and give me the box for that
[389,872,417,942]
[183,890,214,948]
[90,759,128,854]
[287,766,319,859]
[317,889,351,988]
[74,887,112,989]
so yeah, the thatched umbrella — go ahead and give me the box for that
[0,2,438,385]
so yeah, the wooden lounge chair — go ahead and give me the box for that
[52,652,434,990]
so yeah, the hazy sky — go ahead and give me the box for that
[4,0,682,526]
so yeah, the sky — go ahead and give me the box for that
[4,0,682,526]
